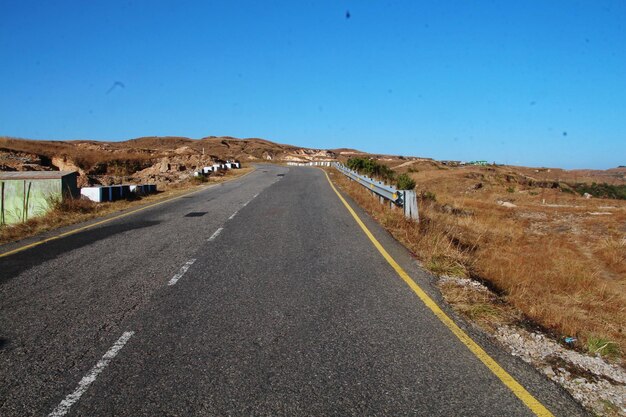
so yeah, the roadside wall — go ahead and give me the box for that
[1,179,62,225]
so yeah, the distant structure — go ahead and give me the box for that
[439,160,494,167]
[0,171,78,225]
[440,160,463,167]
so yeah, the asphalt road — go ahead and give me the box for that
[0,165,588,416]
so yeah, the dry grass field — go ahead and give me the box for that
[329,162,626,361]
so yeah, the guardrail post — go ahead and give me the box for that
[402,190,419,221]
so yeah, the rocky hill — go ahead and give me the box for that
[0,136,348,187]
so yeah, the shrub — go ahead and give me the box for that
[572,182,626,200]
[346,157,395,183]
[396,173,416,190]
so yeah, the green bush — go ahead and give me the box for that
[346,157,395,183]
[572,182,626,200]
[396,173,416,190]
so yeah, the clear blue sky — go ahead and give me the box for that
[1,1,624,169]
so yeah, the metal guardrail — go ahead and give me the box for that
[286,161,333,167]
[332,163,419,221]
[334,163,402,203]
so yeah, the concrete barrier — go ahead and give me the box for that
[129,184,152,194]
[81,187,109,202]
[109,186,122,201]
[81,184,157,202]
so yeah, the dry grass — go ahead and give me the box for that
[594,237,626,276]
[328,166,626,362]
[438,281,521,331]
[0,167,253,246]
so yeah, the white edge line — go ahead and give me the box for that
[49,331,135,417]
[167,259,197,286]
[207,227,223,242]
[228,210,238,220]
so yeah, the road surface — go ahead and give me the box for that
[0,165,587,416]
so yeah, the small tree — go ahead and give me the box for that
[396,173,416,190]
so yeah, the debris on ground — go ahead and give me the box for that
[437,275,626,416]
[496,326,626,416]
[497,200,517,208]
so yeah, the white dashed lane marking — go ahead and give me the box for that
[207,228,223,242]
[167,259,197,285]
[49,331,135,417]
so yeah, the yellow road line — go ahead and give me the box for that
[323,170,554,417]
[0,168,256,259]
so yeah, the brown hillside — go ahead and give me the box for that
[0,136,341,187]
